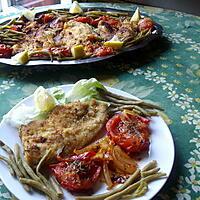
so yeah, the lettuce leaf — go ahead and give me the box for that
[66,78,106,102]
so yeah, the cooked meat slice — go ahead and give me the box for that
[56,21,98,47]
[19,100,108,168]
[115,23,137,41]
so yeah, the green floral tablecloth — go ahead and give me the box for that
[0,3,200,200]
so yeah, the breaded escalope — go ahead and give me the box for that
[19,100,108,168]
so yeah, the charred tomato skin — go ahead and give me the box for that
[0,44,13,58]
[106,113,150,154]
[49,151,102,192]
[138,17,154,31]
[95,46,114,57]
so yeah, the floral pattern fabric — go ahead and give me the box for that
[0,3,199,200]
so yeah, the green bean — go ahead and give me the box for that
[139,101,164,111]
[146,109,159,116]
[0,19,15,30]
[14,144,29,178]
[84,11,128,17]
[103,95,142,105]
[7,29,25,35]
[0,141,24,177]
[142,160,157,172]
[13,20,25,25]
[127,105,151,116]
[0,142,32,191]
[121,181,148,199]
[20,178,59,200]
[75,169,140,200]
[142,167,160,177]
[36,150,55,192]
[0,155,15,176]
[36,149,51,173]
[2,38,20,42]
[21,158,41,182]
[98,88,138,102]
[49,176,63,198]
[105,172,166,200]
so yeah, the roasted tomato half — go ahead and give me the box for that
[50,47,72,57]
[0,44,13,58]
[44,14,54,23]
[138,17,154,31]
[95,46,114,57]
[49,151,102,192]
[106,112,151,154]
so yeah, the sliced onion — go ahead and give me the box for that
[103,161,113,189]
[112,145,137,174]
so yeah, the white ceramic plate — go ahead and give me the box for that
[0,85,175,200]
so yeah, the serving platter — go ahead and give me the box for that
[0,85,174,200]
[0,6,163,67]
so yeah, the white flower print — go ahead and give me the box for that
[168,33,184,44]
[179,94,193,103]
[187,108,200,119]
[181,114,193,124]
[194,129,200,135]
[0,79,15,94]
[187,44,200,54]
[144,70,157,80]
[185,175,200,193]
[152,76,166,84]
[184,157,200,174]
[190,136,200,148]
[176,100,191,110]
[175,185,191,200]
[193,119,200,130]
[162,83,174,91]
[0,192,11,199]
[190,149,200,160]
[167,90,179,101]
[132,68,144,76]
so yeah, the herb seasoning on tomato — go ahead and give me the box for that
[49,151,102,192]
[106,112,151,154]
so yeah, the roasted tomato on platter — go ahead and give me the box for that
[49,151,102,192]
[106,112,151,154]
[0,44,13,58]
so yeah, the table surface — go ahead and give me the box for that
[0,3,200,200]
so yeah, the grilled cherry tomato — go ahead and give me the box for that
[10,25,21,31]
[74,16,120,27]
[138,18,154,31]
[0,44,13,58]
[49,151,102,192]
[74,16,93,24]
[95,46,113,57]
[43,14,54,23]
[106,113,150,154]
[50,47,71,57]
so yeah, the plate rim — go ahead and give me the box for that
[0,84,175,200]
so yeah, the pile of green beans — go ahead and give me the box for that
[97,88,164,117]
[0,19,25,45]
[76,160,166,200]
[0,141,63,200]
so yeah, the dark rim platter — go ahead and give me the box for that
[0,6,163,66]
